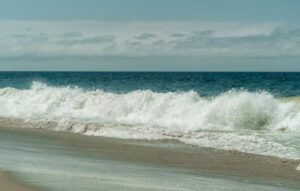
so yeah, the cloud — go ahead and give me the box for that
[172,26,300,57]
[0,21,299,58]
[170,33,185,38]
[5,34,49,43]
[152,40,165,45]
[193,30,215,37]
[58,32,83,38]
[134,33,156,40]
[56,35,116,45]
[125,40,142,46]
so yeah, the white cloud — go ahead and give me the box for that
[0,21,299,58]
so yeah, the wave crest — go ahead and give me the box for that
[0,81,299,133]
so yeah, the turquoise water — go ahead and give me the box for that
[0,129,299,191]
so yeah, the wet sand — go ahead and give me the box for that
[0,118,300,190]
[0,172,37,191]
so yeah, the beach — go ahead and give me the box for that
[1,0,300,189]
[1,72,300,190]
[0,119,300,191]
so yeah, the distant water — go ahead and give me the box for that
[1,72,300,97]
[0,72,300,161]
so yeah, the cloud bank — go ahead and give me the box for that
[0,21,300,59]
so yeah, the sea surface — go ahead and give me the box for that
[0,72,300,160]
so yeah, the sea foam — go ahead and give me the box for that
[0,81,300,159]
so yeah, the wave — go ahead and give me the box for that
[0,81,299,132]
[0,81,300,159]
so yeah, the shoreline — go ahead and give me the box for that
[0,118,300,190]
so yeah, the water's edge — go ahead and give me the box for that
[0,119,299,184]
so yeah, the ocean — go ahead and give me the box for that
[0,72,300,160]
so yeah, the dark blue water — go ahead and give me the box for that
[0,72,299,97]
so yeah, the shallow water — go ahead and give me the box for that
[0,129,299,191]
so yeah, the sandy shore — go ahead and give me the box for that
[0,172,38,191]
[27,129,300,183]
[0,117,300,190]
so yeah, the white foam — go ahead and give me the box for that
[0,81,300,159]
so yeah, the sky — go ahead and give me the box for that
[0,0,300,71]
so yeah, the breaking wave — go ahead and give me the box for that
[0,81,300,159]
[0,81,299,132]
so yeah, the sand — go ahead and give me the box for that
[0,172,38,191]
[0,117,300,190]
[31,129,300,184]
